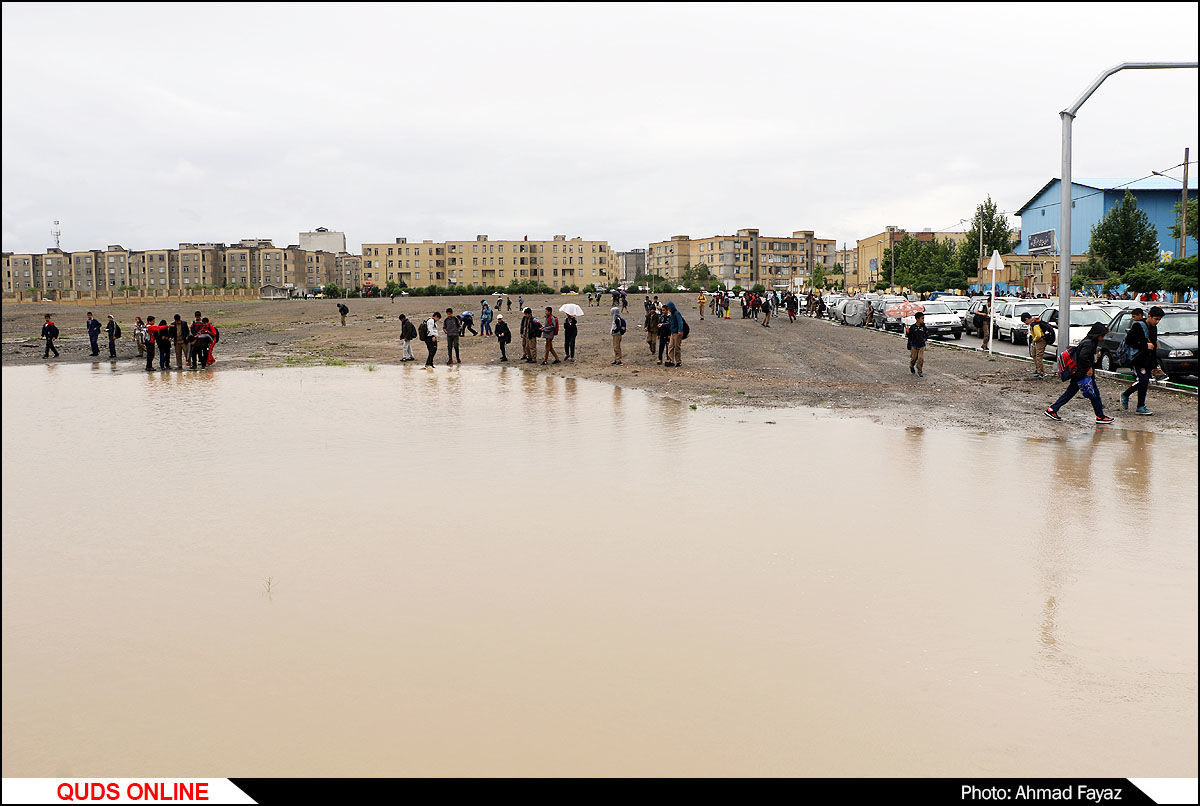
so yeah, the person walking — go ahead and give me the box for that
[620,290,629,312]
[1120,306,1163,416]
[86,311,101,356]
[519,307,535,362]
[656,308,671,364]
[906,311,928,377]
[541,306,561,364]
[480,301,494,336]
[1021,311,1051,379]
[1045,322,1114,424]
[41,313,60,358]
[697,292,706,320]
[134,316,148,357]
[170,314,189,369]
[105,315,119,358]
[518,295,524,312]
[563,312,578,361]
[610,305,625,365]
[506,296,512,313]
[761,296,772,327]
[443,307,462,365]
[337,302,349,326]
[494,313,511,361]
[665,300,684,368]
[421,311,441,367]
[587,291,594,307]
[398,313,417,361]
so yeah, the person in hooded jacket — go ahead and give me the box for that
[1045,322,1114,424]
[610,306,624,365]
[398,313,418,361]
[656,309,671,364]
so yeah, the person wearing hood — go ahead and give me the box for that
[1045,322,1114,424]
[610,306,625,365]
[519,307,537,362]
[494,313,511,361]
[665,301,684,368]
[480,300,494,336]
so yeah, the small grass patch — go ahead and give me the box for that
[322,357,347,366]
[689,403,697,410]
[366,363,377,372]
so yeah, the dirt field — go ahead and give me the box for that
[4,294,1196,436]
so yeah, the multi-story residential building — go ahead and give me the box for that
[647,228,833,290]
[616,249,646,284]
[4,252,40,292]
[304,250,336,290]
[360,235,611,289]
[849,228,970,291]
[70,250,105,291]
[176,243,225,289]
[100,245,135,289]
[334,253,361,290]
[256,244,307,291]
[132,248,178,291]
[299,227,347,255]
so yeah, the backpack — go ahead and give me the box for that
[1056,346,1078,381]
[114,323,122,339]
[680,316,690,339]
[549,315,559,337]
[418,321,429,341]
[615,316,627,335]
[1117,321,1147,367]
[1040,322,1055,345]
[529,319,543,338]
[47,324,59,339]
[338,304,348,315]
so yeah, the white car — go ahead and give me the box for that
[1034,304,1116,357]
[994,299,1056,344]
[902,301,963,339]
[933,296,971,327]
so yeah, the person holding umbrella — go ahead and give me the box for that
[559,302,583,362]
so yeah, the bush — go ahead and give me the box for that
[731,285,744,294]
[560,284,579,293]
[750,284,766,295]
[582,283,597,294]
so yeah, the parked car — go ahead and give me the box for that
[934,296,971,328]
[1097,307,1198,380]
[1033,304,1117,358]
[869,296,909,331]
[994,299,1057,344]
[964,297,1016,337]
[901,301,962,339]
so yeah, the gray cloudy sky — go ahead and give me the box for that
[3,2,1197,254]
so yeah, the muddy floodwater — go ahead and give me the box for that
[2,364,1196,778]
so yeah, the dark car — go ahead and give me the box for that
[1098,308,1198,380]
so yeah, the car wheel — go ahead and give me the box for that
[954,332,962,340]
[1103,352,1118,372]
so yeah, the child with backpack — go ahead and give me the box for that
[541,307,561,365]
[1045,322,1113,424]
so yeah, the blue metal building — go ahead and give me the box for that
[1013,176,1198,258]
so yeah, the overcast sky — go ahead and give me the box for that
[2,2,1197,255]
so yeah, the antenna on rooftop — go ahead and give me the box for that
[51,220,61,249]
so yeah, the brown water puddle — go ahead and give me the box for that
[2,365,1196,777]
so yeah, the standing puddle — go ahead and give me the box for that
[2,364,1196,777]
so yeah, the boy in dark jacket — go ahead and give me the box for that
[1120,306,1162,415]
[1046,322,1113,424]
[494,314,511,361]
[41,314,60,358]
[563,314,578,361]
[105,315,118,358]
[906,311,928,376]
[86,312,101,356]
[398,313,418,361]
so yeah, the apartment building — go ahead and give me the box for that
[849,228,970,291]
[616,249,646,283]
[3,252,40,292]
[176,243,225,289]
[334,253,361,290]
[299,227,347,255]
[360,235,612,289]
[305,250,336,290]
[647,228,834,290]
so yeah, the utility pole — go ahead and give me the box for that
[1057,62,1197,342]
[1180,145,1190,257]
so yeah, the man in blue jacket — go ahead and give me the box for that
[665,301,684,367]
[85,311,101,356]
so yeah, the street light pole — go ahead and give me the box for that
[1058,61,1197,340]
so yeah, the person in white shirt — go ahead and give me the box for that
[423,311,441,367]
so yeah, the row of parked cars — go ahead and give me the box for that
[820,291,1198,381]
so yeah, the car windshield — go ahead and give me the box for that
[1014,302,1046,314]
[941,299,969,310]
[1158,313,1198,335]
[1069,309,1114,327]
[921,303,951,314]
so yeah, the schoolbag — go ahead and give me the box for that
[529,319,543,338]
[1117,321,1147,367]
[550,315,559,336]
[1056,346,1078,381]
[680,316,690,339]
[1040,322,1055,345]
[418,321,429,341]
[114,323,122,339]
[47,324,59,339]
[616,316,627,335]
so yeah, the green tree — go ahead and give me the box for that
[1089,189,1160,275]
[1120,263,1163,295]
[323,282,343,298]
[956,195,1017,279]
[1160,255,1198,295]
[750,283,766,295]
[811,265,826,289]
[884,235,960,292]
[1169,198,1198,247]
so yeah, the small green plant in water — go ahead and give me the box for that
[689,403,697,410]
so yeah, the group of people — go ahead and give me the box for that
[1043,305,1167,423]
[38,310,218,369]
[402,304,579,368]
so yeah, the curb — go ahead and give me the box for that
[811,315,1198,397]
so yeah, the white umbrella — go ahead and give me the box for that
[559,303,584,317]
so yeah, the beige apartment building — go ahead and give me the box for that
[647,228,836,290]
[334,253,361,290]
[360,235,612,289]
[848,227,970,291]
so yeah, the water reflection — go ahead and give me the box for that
[1,365,1195,778]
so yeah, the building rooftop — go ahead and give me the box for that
[1017,176,1197,215]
